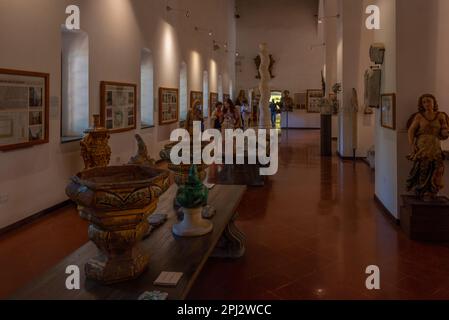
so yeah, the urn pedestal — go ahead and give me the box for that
[66,165,170,284]
[172,207,213,237]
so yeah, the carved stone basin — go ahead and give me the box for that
[160,141,209,186]
[66,165,170,284]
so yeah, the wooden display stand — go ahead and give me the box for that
[400,195,449,242]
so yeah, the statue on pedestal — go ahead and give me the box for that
[407,94,449,201]
[258,43,272,129]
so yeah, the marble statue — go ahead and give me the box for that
[258,43,272,129]
[407,94,449,200]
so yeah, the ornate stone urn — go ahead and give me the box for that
[66,165,170,284]
[80,115,111,170]
[160,141,208,186]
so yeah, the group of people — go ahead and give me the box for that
[189,90,294,133]
[210,98,252,132]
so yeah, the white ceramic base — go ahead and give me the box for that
[172,207,213,237]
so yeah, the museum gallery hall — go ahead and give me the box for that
[2,0,449,301]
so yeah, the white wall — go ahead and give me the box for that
[235,0,324,127]
[374,0,397,216]
[395,0,449,212]
[0,0,236,229]
[324,0,395,214]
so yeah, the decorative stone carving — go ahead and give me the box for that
[129,134,156,166]
[160,142,208,186]
[80,115,111,170]
[66,165,170,284]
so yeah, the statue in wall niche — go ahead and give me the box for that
[80,115,111,170]
[406,94,449,201]
[351,88,359,113]
[129,134,155,167]
[185,100,204,135]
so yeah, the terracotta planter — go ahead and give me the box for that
[66,165,170,284]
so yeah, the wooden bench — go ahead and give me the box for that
[11,184,247,300]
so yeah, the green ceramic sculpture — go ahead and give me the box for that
[176,165,208,209]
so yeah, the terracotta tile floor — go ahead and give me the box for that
[2,130,449,299]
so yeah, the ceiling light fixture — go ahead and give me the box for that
[316,14,340,24]
[195,26,213,37]
[166,5,191,18]
[310,43,326,51]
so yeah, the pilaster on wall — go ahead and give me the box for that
[325,0,397,216]
[337,0,364,158]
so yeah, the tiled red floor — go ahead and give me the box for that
[187,130,449,300]
[1,130,449,300]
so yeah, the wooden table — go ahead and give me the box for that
[12,184,247,300]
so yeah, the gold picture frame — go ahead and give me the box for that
[381,93,396,130]
[0,68,49,152]
[100,81,137,134]
[306,89,324,113]
[159,87,179,125]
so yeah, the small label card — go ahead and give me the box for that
[154,272,183,287]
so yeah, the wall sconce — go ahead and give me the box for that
[310,43,326,50]
[166,5,191,18]
[316,14,340,24]
[213,40,229,52]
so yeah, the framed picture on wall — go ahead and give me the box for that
[0,68,49,152]
[159,87,179,125]
[100,81,137,134]
[381,93,396,130]
[306,89,324,113]
[294,92,307,110]
[190,91,203,114]
[209,92,219,116]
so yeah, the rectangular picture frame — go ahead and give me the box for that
[381,93,396,130]
[190,91,204,116]
[100,81,137,134]
[0,68,49,152]
[159,87,179,125]
[306,89,324,113]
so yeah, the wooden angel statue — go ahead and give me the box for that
[407,94,449,200]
